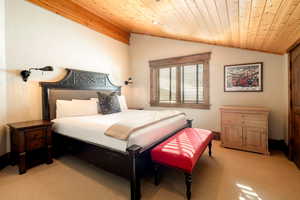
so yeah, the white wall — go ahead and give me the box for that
[0,0,7,156]
[2,0,130,155]
[129,34,288,140]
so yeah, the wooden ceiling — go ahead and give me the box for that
[29,0,300,54]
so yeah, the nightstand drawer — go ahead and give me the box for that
[25,128,46,151]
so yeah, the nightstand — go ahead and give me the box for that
[8,120,53,174]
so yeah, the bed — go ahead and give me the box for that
[40,68,192,200]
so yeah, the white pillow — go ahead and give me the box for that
[72,99,102,113]
[56,100,98,118]
[90,98,98,102]
[117,95,128,111]
[90,96,128,112]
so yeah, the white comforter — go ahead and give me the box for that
[52,110,187,152]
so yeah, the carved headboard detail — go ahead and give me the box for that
[40,68,121,120]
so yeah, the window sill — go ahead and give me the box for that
[150,103,210,109]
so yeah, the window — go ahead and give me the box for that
[149,52,210,109]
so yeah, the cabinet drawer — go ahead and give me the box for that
[242,114,268,128]
[25,128,46,151]
[222,113,243,125]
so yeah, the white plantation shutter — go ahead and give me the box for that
[171,67,177,102]
[181,64,204,103]
[159,67,176,103]
[182,65,196,103]
[159,68,169,102]
[198,64,204,102]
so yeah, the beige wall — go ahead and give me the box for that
[129,34,288,140]
[1,0,130,155]
[0,0,7,156]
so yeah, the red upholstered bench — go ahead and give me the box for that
[151,128,213,200]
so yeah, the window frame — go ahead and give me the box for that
[149,52,211,109]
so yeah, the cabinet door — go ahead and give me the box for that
[222,125,243,148]
[243,127,266,152]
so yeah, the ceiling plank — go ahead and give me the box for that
[226,0,241,48]
[213,0,232,46]
[26,0,130,44]
[271,1,300,52]
[255,0,285,50]
[261,0,300,53]
[71,0,132,32]
[246,0,268,49]
[201,0,227,45]
[172,0,216,43]
[239,0,252,48]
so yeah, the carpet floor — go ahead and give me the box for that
[1,141,300,200]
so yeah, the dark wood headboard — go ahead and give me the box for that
[40,68,121,120]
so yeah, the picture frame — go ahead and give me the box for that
[224,62,263,92]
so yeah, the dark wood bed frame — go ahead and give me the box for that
[40,69,192,200]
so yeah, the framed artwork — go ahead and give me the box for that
[224,62,263,92]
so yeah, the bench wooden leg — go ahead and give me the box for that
[185,173,192,200]
[154,164,160,186]
[208,141,212,157]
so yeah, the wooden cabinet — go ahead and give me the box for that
[8,120,53,174]
[220,106,270,155]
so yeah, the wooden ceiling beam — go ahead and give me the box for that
[26,0,130,44]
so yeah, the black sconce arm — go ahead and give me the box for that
[20,66,54,82]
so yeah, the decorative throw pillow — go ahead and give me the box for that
[91,95,128,112]
[97,92,121,114]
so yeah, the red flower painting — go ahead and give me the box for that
[224,63,263,92]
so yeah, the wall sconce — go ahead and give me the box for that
[20,66,54,82]
[124,77,133,85]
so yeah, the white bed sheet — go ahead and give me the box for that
[52,110,187,152]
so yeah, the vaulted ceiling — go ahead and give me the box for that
[29,0,300,54]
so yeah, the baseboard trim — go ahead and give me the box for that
[269,139,288,156]
[0,153,10,170]
[212,133,288,156]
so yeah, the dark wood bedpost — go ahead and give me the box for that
[187,119,193,128]
[127,145,142,200]
[41,87,50,120]
[208,141,212,157]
